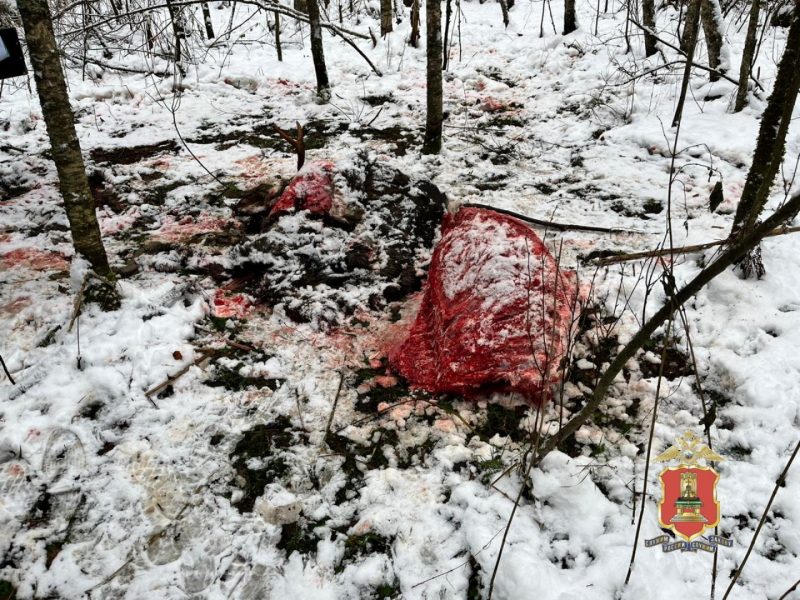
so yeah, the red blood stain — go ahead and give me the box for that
[269,161,335,217]
[155,212,237,242]
[0,248,69,272]
[213,290,252,319]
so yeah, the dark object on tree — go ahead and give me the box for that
[273,122,305,171]
[563,0,577,34]
[390,207,580,401]
[772,4,793,27]
[732,0,800,278]
[16,0,118,308]
[734,0,760,111]
[294,0,308,13]
[0,27,27,79]
[422,0,443,154]
[215,153,447,328]
[381,0,392,35]
[709,181,724,212]
[307,0,330,96]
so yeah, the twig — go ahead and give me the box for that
[0,354,15,385]
[67,271,121,333]
[411,526,506,588]
[144,349,216,397]
[779,578,800,600]
[319,372,344,454]
[273,122,305,171]
[462,202,643,235]
[722,437,800,600]
[592,225,800,266]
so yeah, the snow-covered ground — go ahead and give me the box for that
[1,0,800,598]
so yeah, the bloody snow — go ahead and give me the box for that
[1,0,800,599]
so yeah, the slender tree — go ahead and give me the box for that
[734,0,760,112]
[422,0,443,154]
[410,0,421,47]
[563,0,577,33]
[307,0,331,97]
[672,0,702,127]
[500,0,510,28]
[699,0,726,81]
[17,0,117,307]
[731,0,800,277]
[201,2,215,39]
[642,0,658,56]
[381,0,393,35]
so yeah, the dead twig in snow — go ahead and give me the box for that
[0,354,15,385]
[462,202,643,235]
[144,348,216,398]
[67,271,121,333]
[592,225,800,266]
[319,372,344,455]
[779,578,800,600]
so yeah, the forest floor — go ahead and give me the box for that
[1,0,800,598]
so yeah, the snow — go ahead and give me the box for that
[1,0,800,598]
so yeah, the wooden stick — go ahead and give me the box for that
[592,225,800,266]
[144,349,216,398]
[319,372,344,455]
[67,271,121,332]
[273,122,305,171]
[0,354,15,385]
[461,202,643,235]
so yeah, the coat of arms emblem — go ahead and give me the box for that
[646,431,734,553]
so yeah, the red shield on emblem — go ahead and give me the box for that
[658,466,720,542]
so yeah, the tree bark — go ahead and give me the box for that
[410,0,420,47]
[381,0,393,35]
[165,0,185,73]
[731,0,800,277]
[672,0,701,126]
[642,0,658,56]
[307,0,330,96]
[422,0,443,154]
[443,0,452,69]
[294,0,308,13]
[734,0,760,111]
[699,0,726,81]
[500,0,510,28]
[201,1,214,39]
[16,0,116,291]
[563,0,577,33]
[274,11,282,61]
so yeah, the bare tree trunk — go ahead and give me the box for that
[410,0,420,47]
[381,0,393,34]
[16,0,117,304]
[307,0,330,97]
[672,0,701,127]
[642,0,658,56]
[699,0,726,81]
[201,2,214,39]
[294,0,308,13]
[734,0,760,111]
[275,11,283,61]
[500,0,510,27]
[422,0,443,154]
[563,0,577,33]
[679,0,701,51]
[731,0,800,278]
[443,0,452,69]
[165,0,185,74]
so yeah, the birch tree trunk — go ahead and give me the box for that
[422,0,443,154]
[201,2,214,39]
[16,0,117,305]
[307,0,330,97]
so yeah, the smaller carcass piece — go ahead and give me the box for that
[221,154,447,327]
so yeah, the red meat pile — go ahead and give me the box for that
[269,160,335,217]
[390,207,580,403]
